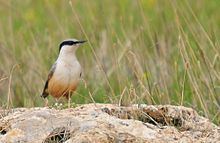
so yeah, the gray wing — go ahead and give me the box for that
[41,62,57,98]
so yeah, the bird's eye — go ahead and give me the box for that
[69,41,74,45]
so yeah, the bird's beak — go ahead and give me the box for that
[76,40,87,44]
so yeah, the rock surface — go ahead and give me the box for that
[0,104,219,143]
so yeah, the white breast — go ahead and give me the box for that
[53,59,81,85]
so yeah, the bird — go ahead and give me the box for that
[41,39,86,106]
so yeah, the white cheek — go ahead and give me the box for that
[60,46,74,54]
[66,46,74,51]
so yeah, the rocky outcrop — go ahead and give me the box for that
[0,104,219,143]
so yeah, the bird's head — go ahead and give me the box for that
[59,39,86,54]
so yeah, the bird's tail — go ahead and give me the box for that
[41,91,48,98]
[41,80,49,98]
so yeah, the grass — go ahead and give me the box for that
[0,0,219,125]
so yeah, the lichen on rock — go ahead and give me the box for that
[0,104,219,143]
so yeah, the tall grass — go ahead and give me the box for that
[0,0,219,124]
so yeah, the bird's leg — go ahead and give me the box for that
[68,91,71,108]
[44,98,49,107]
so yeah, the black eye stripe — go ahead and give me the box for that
[59,40,86,52]
[59,41,77,51]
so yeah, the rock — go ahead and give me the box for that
[0,104,219,143]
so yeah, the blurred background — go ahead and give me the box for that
[0,0,219,124]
